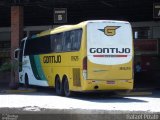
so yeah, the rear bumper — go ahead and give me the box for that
[82,79,133,91]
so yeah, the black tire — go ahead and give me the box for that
[64,77,73,97]
[55,76,64,96]
[24,74,29,88]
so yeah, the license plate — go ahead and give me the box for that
[107,81,115,84]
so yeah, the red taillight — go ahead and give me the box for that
[83,56,87,70]
[83,56,87,80]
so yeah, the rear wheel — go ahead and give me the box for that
[55,76,64,96]
[64,77,73,97]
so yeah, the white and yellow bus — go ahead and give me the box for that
[16,20,134,96]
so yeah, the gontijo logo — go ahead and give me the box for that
[99,26,120,36]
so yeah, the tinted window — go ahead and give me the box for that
[62,31,71,51]
[71,29,82,51]
[51,33,63,52]
[25,35,51,55]
[51,29,82,52]
[24,29,82,55]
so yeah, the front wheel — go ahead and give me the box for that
[64,77,73,97]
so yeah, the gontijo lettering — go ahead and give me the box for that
[43,55,61,63]
[90,48,131,53]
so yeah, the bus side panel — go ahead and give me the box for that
[39,52,83,90]
[22,55,49,86]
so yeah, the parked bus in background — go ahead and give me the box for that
[15,20,134,97]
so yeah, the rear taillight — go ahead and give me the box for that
[133,55,134,80]
[83,56,87,80]
[83,56,87,70]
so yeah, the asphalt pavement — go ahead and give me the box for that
[0,85,160,120]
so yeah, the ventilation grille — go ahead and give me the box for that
[73,68,81,87]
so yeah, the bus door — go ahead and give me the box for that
[19,40,25,72]
[86,21,133,80]
[19,37,27,82]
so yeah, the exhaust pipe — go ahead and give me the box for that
[94,86,99,89]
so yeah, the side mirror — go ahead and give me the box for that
[14,48,20,60]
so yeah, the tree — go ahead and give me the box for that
[0,59,19,89]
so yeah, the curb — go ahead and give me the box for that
[116,91,152,97]
[133,88,155,91]
[1,88,37,94]
[133,88,156,91]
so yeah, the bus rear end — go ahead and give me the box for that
[83,20,133,91]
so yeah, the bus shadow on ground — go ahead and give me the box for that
[69,92,149,103]
[0,84,157,103]
[16,86,149,103]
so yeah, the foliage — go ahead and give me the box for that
[0,60,11,72]
[0,60,19,72]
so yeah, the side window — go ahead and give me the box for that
[72,29,82,51]
[24,35,51,55]
[62,29,82,52]
[70,31,76,50]
[37,36,51,54]
[24,29,83,54]
[50,35,55,52]
[63,31,71,51]
[51,33,63,52]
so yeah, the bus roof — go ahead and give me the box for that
[79,20,129,24]
[33,20,129,38]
